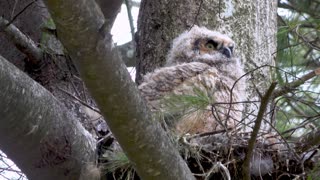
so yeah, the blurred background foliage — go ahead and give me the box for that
[275,0,320,136]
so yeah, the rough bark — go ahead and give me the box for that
[0,55,97,180]
[136,0,199,83]
[43,0,194,179]
[136,0,277,128]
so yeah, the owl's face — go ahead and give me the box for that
[166,26,236,66]
[194,37,234,58]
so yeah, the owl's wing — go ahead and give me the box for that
[139,62,211,109]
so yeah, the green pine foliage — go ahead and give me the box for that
[275,0,320,135]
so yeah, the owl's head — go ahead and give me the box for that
[166,26,236,66]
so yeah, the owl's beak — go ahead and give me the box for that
[219,47,232,58]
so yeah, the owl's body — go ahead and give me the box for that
[139,26,245,135]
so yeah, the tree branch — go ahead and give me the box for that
[0,55,97,180]
[131,0,140,7]
[43,0,195,179]
[242,82,277,180]
[124,0,135,41]
[273,67,320,98]
[95,0,123,32]
[0,17,42,64]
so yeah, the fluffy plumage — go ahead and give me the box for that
[139,26,245,135]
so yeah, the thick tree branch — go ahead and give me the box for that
[0,55,96,180]
[96,0,137,67]
[0,17,42,64]
[131,0,140,7]
[95,0,123,31]
[242,82,277,180]
[43,0,195,179]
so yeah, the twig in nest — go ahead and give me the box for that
[205,162,231,180]
[97,133,113,145]
[187,128,233,141]
[57,87,101,114]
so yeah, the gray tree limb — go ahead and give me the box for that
[131,0,140,7]
[43,0,195,179]
[96,0,123,31]
[124,0,135,41]
[0,55,97,180]
[0,17,42,64]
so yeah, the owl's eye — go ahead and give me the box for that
[205,43,215,49]
[205,40,218,49]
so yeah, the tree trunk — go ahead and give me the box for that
[136,0,277,128]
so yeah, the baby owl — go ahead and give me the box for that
[139,26,245,135]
